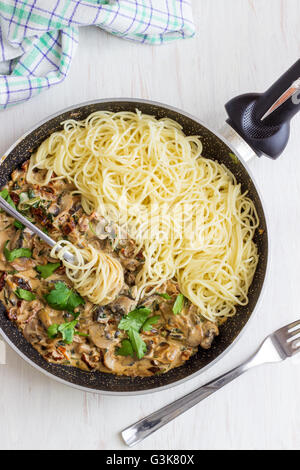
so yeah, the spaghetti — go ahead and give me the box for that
[51,240,124,306]
[27,110,259,322]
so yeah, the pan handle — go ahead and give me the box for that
[225,59,300,159]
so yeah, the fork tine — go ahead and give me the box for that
[286,319,300,332]
[277,319,300,340]
[286,327,300,341]
[273,320,300,357]
[290,338,300,355]
[274,319,300,357]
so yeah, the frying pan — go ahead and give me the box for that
[1,59,300,395]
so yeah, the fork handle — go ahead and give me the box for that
[122,360,253,447]
[0,196,75,263]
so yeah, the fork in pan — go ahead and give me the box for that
[122,319,300,447]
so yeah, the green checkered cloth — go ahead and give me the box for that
[0,0,195,109]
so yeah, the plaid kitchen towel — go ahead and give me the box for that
[0,0,195,109]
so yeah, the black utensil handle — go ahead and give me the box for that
[225,59,300,159]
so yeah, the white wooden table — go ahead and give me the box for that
[1,0,300,450]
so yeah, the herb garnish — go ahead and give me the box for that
[0,189,24,229]
[44,281,85,313]
[36,262,60,279]
[127,329,147,359]
[117,307,160,359]
[117,339,134,357]
[118,307,151,332]
[0,189,15,208]
[3,241,32,262]
[157,292,171,300]
[15,288,36,301]
[172,294,185,315]
[47,313,81,344]
[141,315,160,332]
[18,191,40,210]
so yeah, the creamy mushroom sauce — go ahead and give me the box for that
[0,162,219,376]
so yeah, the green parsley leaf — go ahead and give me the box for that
[57,316,79,344]
[14,220,25,230]
[0,189,15,208]
[0,189,24,229]
[157,292,171,300]
[118,307,151,332]
[15,288,36,301]
[36,262,60,279]
[172,294,185,315]
[128,329,147,360]
[18,192,40,210]
[117,307,159,360]
[3,241,32,262]
[47,313,81,344]
[116,339,134,357]
[44,282,85,313]
[142,315,160,332]
[47,323,59,339]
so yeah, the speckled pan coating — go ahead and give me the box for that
[0,100,268,393]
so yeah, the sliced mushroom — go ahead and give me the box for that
[73,341,92,355]
[38,187,56,201]
[89,323,113,349]
[23,317,43,344]
[187,323,205,347]
[78,215,89,233]
[103,348,118,371]
[93,306,109,323]
[103,345,134,372]
[186,320,219,349]
[120,258,141,272]
[38,309,52,329]
[0,214,12,231]
[109,295,136,315]
[10,257,35,272]
[59,192,74,212]
[200,321,219,350]
[48,204,60,216]
[17,300,43,325]
[155,342,181,364]
[142,294,163,310]
[124,271,136,286]
[10,230,25,250]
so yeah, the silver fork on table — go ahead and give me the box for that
[122,319,300,447]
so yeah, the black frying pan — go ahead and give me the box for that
[1,59,300,394]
